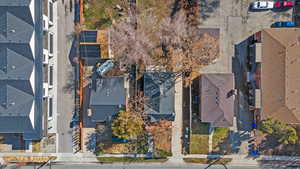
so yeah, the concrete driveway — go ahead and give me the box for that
[200,0,293,74]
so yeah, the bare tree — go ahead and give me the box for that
[157,11,219,85]
[109,19,155,66]
[109,10,219,84]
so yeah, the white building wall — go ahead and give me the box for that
[45,0,58,133]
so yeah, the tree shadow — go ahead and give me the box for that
[211,130,232,155]
[62,70,75,94]
[258,160,300,169]
[230,130,251,154]
[85,132,97,153]
[199,0,220,21]
[68,38,79,67]
[86,123,112,154]
[257,133,300,156]
[170,0,182,19]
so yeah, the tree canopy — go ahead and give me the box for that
[112,110,144,140]
[109,10,219,76]
[259,118,298,145]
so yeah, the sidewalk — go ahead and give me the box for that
[1,152,300,165]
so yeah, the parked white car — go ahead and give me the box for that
[251,1,274,10]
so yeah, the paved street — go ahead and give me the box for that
[13,163,257,169]
[56,0,75,153]
[8,162,300,169]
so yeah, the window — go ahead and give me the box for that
[43,54,46,62]
[49,65,53,86]
[49,98,53,118]
[49,33,53,54]
[49,2,53,22]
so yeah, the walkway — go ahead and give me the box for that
[208,127,214,153]
[170,77,183,163]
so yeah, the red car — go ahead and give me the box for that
[275,1,294,8]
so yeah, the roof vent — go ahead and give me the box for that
[10,29,15,33]
[106,89,111,96]
[11,65,16,70]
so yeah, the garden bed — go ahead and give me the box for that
[183,158,232,164]
[97,157,168,163]
[146,121,172,156]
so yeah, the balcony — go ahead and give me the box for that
[49,33,53,56]
[43,0,48,16]
[49,1,54,25]
[43,97,48,136]
[43,65,48,83]
[49,65,53,87]
[43,32,48,50]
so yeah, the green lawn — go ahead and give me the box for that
[189,122,210,154]
[212,127,231,154]
[183,158,232,164]
[97,157,168,163]
[32,141,41,153]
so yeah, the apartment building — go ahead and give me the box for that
[43,0,58,134]
[247,28,300,124]
[0,0,43,140]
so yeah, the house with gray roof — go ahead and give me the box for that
[89,77,126,122]
[144,72,176,122]
[200,73,235,127]
[0,0,44,140]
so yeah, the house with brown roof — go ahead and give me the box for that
[200,73,235,127]
[248,28,300,124]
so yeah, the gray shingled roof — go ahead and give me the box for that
[0,0,43,140]
[0,6,34,42]
[200,73,235,127]
[90,77,125,122]
[144,72,175,122]
[0,44,34,78]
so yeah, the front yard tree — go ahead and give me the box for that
[259,118,298,145]
[258,118,274,134]
[112,110,144,140]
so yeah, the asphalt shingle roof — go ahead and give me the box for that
[0,0,43,140]
[144,72,175,122]
[260,28,300,124]
[90,77,125,122]
[200,73,235,127]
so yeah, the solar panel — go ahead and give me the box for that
[80,31,97,43]
[80,44,101,58]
